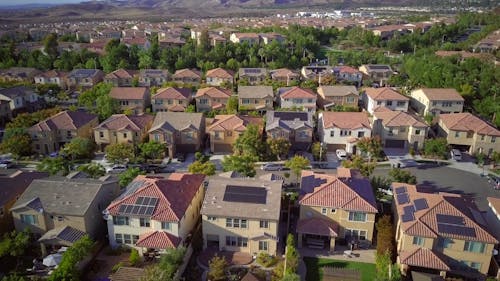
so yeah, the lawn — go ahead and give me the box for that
[304,257,376,281]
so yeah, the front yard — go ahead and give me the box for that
[304,257,376,281]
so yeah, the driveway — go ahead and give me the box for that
[383,148,418,168]
[163,153,195,172]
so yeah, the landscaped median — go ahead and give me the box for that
[304,257,376,281]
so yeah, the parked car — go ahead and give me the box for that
[450,149,462,161]
[106,164,128,174]
[336,149,347,160]
[0,160,13,169]
[261,163,287,171]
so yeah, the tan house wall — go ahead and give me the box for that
[410,90,463,116]
[178,184,205,239]
[206,77,232,86]
[209,130,240,153]
[438,120,500,154]
[152,98,190,112]
[117,99,148,115]
[238,97,273,111]
[196,96,229,112]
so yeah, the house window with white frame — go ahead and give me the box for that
[412,236,424,246]
[20,214,38,225]
[259,241,268,251]
[321,208,327,215]
[348,212,366,222]
[161,222,172,230]
[260,220,269,228]
[113,216,129,225]
[140,217,151,227]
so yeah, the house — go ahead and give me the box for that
[358,64,393,86]
[34,70,67,89]
[0,99,12,125]
[436,113,500,155]
[207,115,263,154]
[317,85,359,110]
[0,67,41,83]
[94,114,154,151]
[201,177,282,255]
[0,86,41,115]
[410,88,464,116]
[158,36,186,48]
[266,111,313,151]
[318,112,371,154]
[392,183,497,277]
[301,65,333,81]
[109,87,151,115]
[238,68,268,85]
[369,25,410,39]
[172,69,202,86]
[362,87,409,114]
[152,87,193,113]
[148,112,205,159]
[28,110,98,155]
[372,107,428,149]
[195,87,232,112]
[138,69,170,87]
[297,169,378,250]
[238,86,274,111]
[104,69,138,87]
[66,69,104,89]
[0,170,48,233]
[105,173,205,255]
[259,33,286,45]
[269,68,300,86]
[278,87,317,113]
[206,68,235,86]
[10,173,120,254]
[333,66,363,86]
[229,33,260,45]
[485,197,500,243]
[122,37,151,50]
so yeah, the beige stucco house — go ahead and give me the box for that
[317,85,359,110]
[206,68,235,86]
[358,64,393,86]
[195,87,232,112]
[94,114,154,151]
[109,87,151,115]
[66,69,104,89]
[266,111,313,151]
[238,86,274,111]
[152,87,193,113]
[410,88,464,117]
[172,69,202,86]
[207,114,263,154]
[104,69,137,87]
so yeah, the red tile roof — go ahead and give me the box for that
[107,173,205,222]
[337,66,361,74]
[95,114,153,132]
[364,87,409,101]
[30,110,97,132]
[438,113,500,136]
[297,217,338,237]
[195,87,232,98]
[173,69,202,79]
[280,87,316,99]
[135,231,180,249]
[109,87,148,100]
[414,88,464,101]
[206,68,234,79]
[399,248,450,271]
[321,112,371,130]
[105,69,136,79]
[373,108,428,128]
[153,87,191,100]
[208,114,262,132]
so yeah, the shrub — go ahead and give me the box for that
[256,252,278,268]
[129,248,140,266]
[111,262,123,273]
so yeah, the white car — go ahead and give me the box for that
[0,160,13,169]
[450,149,462,161]
[336,149,347,160]
[106,164,127,174]
[261,163,286,171]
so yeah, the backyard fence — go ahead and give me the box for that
[322,266,361,281]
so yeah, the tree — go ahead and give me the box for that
[285,155,310,183]
[63,137,96,160]
[208,255,227,281]
[375,251,401,281]
[370,176,391,200]
[357,136,382,162]
[48,235,93,281]
[423,138,448,159]
[221,154,257,177]
[342,155,376,177]
[140,265,168,281]
[188,161,216,176]
[139,141,166,161]
[129,249,141,266]
[185,104,196,113]
[233,124,265,159]
[105,143,134,164]
[311,142,327,161]
[37,157,70,176]
[388,168,417,184]
[118,167,144,188]
[267,138,291,160]
[284,234,299,274]
[0,229,30,270]
[43,33,59,61]
[225,95,238,114]
[158,247,186,279]
[78,83,118,120]
[77,163,105,179]
[0,129,32,158]
[96,93,120,120]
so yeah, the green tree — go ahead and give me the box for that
[388,168,417,184]
[221,154,257,177]
[267,138,291,160]
[208,255,227,281]
[188,161,216,176]
[375,251,401,281]
[342,155,376,177]
[77,163,105,179]
[285,155,310,183]
[78,83,118,120]
[43,33,59,62]
[284,234,299,274]
[225,95,238,114]
[118,167,144,188]
[357,136,382,162]
[48,235,93,281]
[129,249,141,266]
[63,137,96,160]
[140,265,167,281]
[0,129,32,158]
[158,247,186,279]
[370,176,391,200]
[139,141,166,161]
[423,138,449,159]
[311,141,327,161]
[233,124,265,159]
[105,143,134,164]
[1,274,27,281]
[37,157,70,176]
[185,104,196,113]
[0,229,30,270]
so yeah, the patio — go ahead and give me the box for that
[198,247,253,268]
[299,245,376,264]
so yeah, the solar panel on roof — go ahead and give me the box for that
[401,212,414,222]
[437,224,476,237]
[132,205,140,214]
[145,206,155,215]
[397,193,409,205]
[223,185,267,204]
[395,186,407,194]
[273,111,307,121]
[119,205,127,213]
[150,198,158,206]
[436,214,464,225]
[136,197,144,205]
[413,198,428,211]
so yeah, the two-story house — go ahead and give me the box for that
[0,99,12,125]
[0,67,41,83]
[297,169,378,250]
[238,68,268,85]
[109,87,151,115]
[392,183,498,278]
[105,173,205,255]
[195,87,232,112]
[172,69,202,86]
[410,88,464,117]
[104,69,138,87]
[34,70,68,89]
[269,68,300,86]
[29,110,98,155]
[278,87,317,113]
[66,69,104,89]
[229,33,260,44]
[238,86,274,112]
[437,113,500,155]
[317,86,359,110]
[148,112,205,159]
[333,66,363,87]
[207,114,263,153]
[372,107,428,149]
[138,69,170,87]
[266,111,313,151]
[363,87,409,114]
[0,170,48,233]
[152,87,192,113]
[358,64,393,86]
[0,86,41,116]
[10,173,120,255]
[94,114,154,151]
[259,33,286,45]
[201,177,282,255]
[318,112,372,154]
[206,68,235,86]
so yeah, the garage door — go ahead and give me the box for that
[385,140,406,148]
[213,143,233,153]
[327,144,346,152]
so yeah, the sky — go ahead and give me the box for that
[0,0,85,6]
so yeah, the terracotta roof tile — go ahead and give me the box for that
[208,114,262,132]
[321,112,371,130]
[270,68,300,78]
[109,87,148,100]
[30,110,97,132]
[364,87,409,101]
[439,113,500,136]
[337,66,362,74]
[297,217,338,237]
[487,197,500,213]
[399,248,450,271]
[195,87,232,98]
[373,109,428,128]
[318,85,358,97]
[105,69,136,79]
[153,87,191,100]
[414,88,464,101]
[280,87,316,99]
[173,69,202,79]
[206,68,234,79]
[95,114,153,132]
[135,231,180,249]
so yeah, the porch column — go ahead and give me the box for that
[439,270,447,279]
[298,234,303,248]
[329,237,335,251]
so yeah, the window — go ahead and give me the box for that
[330,131,334,137]
[259,241,268,251]
[242,99,250,104]
[207,216,217,221]
[99,131,104,138]
[413,236,424,246]
[199,99,208,105]
[321,208,327,215]
[437,237,452,248]
[260,220,269,228]
[470,262,481,271]
[307,99,313,103]
[225,236,248,247]
[481,135,485,141]
[115,233,123,244]
[466,131,473,138]
[442,101,452,107]
[155,99,163,105]
[455,132,460,138]
[140,218,151,227]
[113,216,129,225]
[492,136,496,143]
[161,222,171,230]
[56,216,63,221]
[358,131,364,138]
[397,101,406,106]
[386,101,393,106]
[66,131,72,138]
[226,218,247,228]
[124,234,132,244]
[167,99,172,105]
[331,209,336,214]
[377,101,382,105]
[415,129,421,135]
[348,212,366,222]
[345,229,367,240]
[464,241,485,253]
[340,130,351,136]
[132,235,139,244]
[347,97,355,103]
[20,214,38,225]
[226,131,232,137]
[123,133,127,139]
[154,134,160,141]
